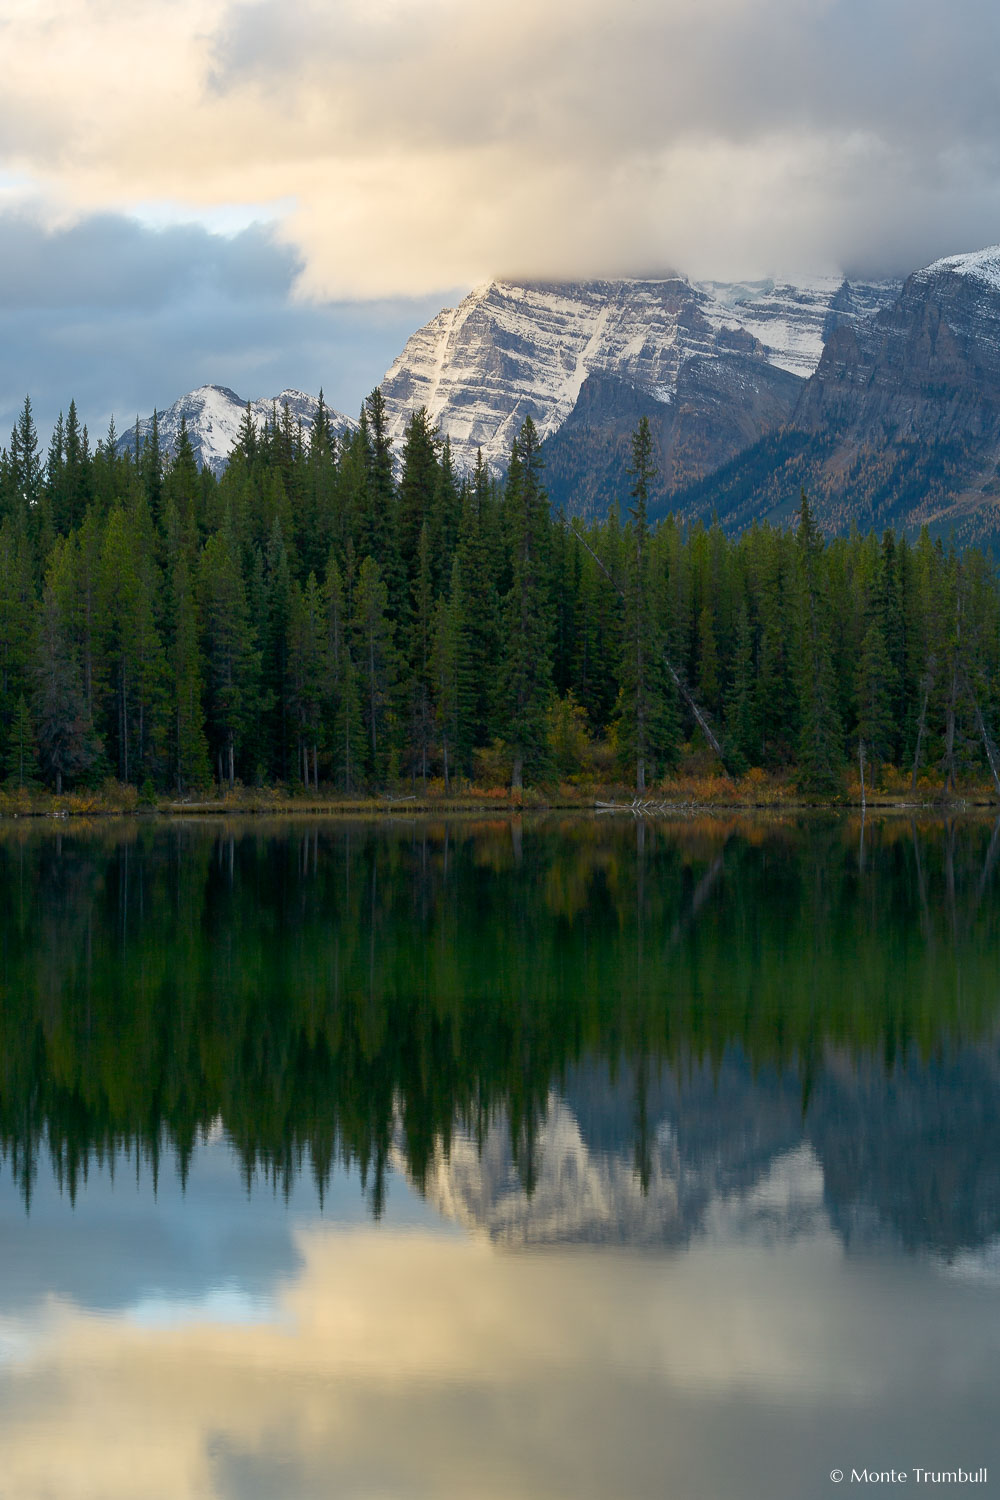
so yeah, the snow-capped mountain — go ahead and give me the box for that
[116,246,1000,543]
[115,384,356,476]
[378,273,900,475]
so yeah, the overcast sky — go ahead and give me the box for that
[3,0,1000,441]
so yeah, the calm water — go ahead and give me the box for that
[1,813,999,1500]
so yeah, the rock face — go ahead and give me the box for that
[797,248,1000,445]
[377,273,899,518]
[673,248,1000,543]
[114,248,1000,543]
[115,385,356,476]
[699,274,900,377]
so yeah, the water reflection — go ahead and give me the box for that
[2,813,1000,1245]
[2,814,1000,1498]
[2,1149,999,1500]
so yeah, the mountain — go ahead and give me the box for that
[665,247,1000,544]
[404,1047,1000,1258]
[114,384,356,476]
[377,272,900,517]
[116,246,1000,545]
[378,276,899,461]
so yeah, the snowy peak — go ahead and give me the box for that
[379,273,900,473]
[918,245,1000,292]
[116,384,356,476]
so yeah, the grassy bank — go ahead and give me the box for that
[2,761,998,819]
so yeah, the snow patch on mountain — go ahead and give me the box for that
[379,274,901,472]
[921,245,1000,292]
[116,384,356,476]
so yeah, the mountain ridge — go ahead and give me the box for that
[114,246,1000,544]
[114,384,356,476]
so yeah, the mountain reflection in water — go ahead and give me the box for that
[1,813,998,1258]
[2,814,1000,1500]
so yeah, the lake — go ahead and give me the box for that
[1,813,998,1499]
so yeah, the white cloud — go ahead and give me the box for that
[2,0,1000,296]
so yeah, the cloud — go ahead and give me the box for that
[4,0,1000,299]
[0,206,454,445]
[2,1222,999,1500]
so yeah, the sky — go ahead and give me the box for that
[3,1140,999,1499]
[3,0,1000,442]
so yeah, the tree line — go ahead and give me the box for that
[1,390,999,796]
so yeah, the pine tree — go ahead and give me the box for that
[97,505,166,784]
[60,400,92,533]
[162,419,200,552]
[856,619,896,781]
[261,519,294,781]
[168,549,211,792]
[200,524,258,787]
[431,564,471,789]
[323,551,365,793]
[724,600,759,771]
[353,555,397,784]
[289,571,327,787]
[408,523,434,782]
[502,417,554,788]
[795,494,842,792]
[4,693,40,788]
[612,416,676,790]
[454,466,501,748]
[359,389,400,606]
[34,582,101,793]
[10,396,42,521]
[397,407,440,597]
[0,514,36,761]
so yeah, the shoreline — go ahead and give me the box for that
[2,788,999,821]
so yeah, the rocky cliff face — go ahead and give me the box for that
[113,251,1000,545]
[115,384,356,476]
[378,274,899,485]
[678,247,1000,542]
[797,248,1000,447]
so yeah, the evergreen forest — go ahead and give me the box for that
[2,391,1000,798]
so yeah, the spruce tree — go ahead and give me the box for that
[354,555,397,784]
[289,571,327,787]
[34,582,100,793]
[4,693,40,789]
[502,417,555,788]
[613,416,676,790]
[168,547,211,793]
[795,494,841,792]
[856,620,896,781]
[200,524,258,787]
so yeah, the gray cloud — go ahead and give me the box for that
[0,207,454,447]
[209,0,1000,160]
[205,0,1000,284]
[3,0,1000,383]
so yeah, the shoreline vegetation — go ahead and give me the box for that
[3,759,999,818]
